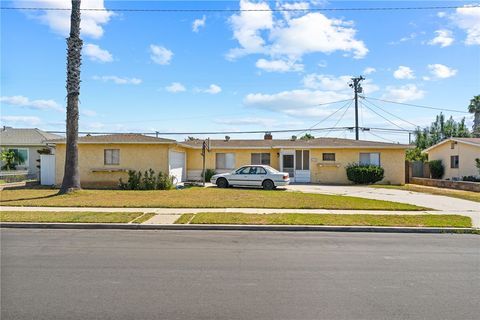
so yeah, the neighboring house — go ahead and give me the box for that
[51,134,181,187]
[0,127,61,177]
[48,133,410,187]
[179,136,410,185]
[424,138,480,180]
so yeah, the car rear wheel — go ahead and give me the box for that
[262,179,274,190]
[217,178,228,188]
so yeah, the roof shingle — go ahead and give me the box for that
[48,133,176,144]
[0,127,62,146]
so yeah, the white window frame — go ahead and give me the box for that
[104,149,120,165]
[216,153,235,170]
[359,152,381,166]
[295,150,310,170]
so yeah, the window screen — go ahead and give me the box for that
[450,155,459,168]
[251,153,270,165]
[359,153,380,166]
[104,149,120,165]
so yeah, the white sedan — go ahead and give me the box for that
[210,165,290,190]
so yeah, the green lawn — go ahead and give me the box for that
[175,212,472,228]
[0,187,427,210]
[371,184,480,203]
[0,211,151,223]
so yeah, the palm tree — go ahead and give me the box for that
[59,0,82,194]
[469,95,480,137]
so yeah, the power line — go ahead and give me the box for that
[296,99,353,136]
[325,100,353,137]
[362,98,418,128]
[365,96,469,114]
[361,101,408,131]
[2,5,477,12]
[368,131,399,144]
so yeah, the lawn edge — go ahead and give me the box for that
[1,222,478,234]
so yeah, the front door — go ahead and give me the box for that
[282,154,295,179]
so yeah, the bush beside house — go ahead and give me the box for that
[346,164,384,184]
[428,160,444,179]
[119,169,175,190]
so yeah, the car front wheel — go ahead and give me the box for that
[262,179,274,190]
[217,178,228,188]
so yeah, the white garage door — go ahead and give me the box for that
[169,151,186,183]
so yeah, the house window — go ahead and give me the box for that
[5,148,28,167]
[450,155,459,169]
[359,153,380,166]
[104,149,120,165]
[251,153,271,165]
[295,150,310,170]
[322,153,336,161]
[216,153,235,169]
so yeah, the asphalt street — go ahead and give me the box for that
[1,229,479,320]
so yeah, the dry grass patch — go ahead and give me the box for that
[177,213,471,228]
[371,184,480,202]
[0,187,427,210]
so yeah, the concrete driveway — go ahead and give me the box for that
[286,184,480,212]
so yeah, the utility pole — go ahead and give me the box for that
[349,76,365,140]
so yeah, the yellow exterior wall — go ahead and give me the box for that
[310,148,406,185]
[187,148,280,170]
[55,143,176,187]
[427,142,480,179]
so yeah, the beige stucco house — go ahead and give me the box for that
[50,133,410,187]
[0,127,61,178]
[424,138,480,180]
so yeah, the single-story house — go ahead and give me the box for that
[51,134,182,187]
[424,138,480,180]
[50,133,410,187]
[0,127,61,178]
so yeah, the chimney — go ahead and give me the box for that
[264,132,272,140]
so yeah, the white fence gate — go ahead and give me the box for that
[40,155,55,185]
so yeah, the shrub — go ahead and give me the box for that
[345,163,384,184]
[201,168,216,182]
[462,176,480,182]
[119,169,174,190]
[428,160,444,179]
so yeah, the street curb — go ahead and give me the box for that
[1,222,478,234]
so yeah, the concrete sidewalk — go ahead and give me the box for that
[1,206,479,228]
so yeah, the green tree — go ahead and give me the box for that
[468,95,480,137]
[300,133,315,140]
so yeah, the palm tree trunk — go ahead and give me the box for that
[474,112,480,137]
[59,0,82,194]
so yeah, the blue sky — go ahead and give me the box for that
[1,0,479,143]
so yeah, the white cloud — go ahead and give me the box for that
[165,82,186,93]
[0,115,42,126]
[389,32,418,45]
[197,84,222,94]
[382,84,425,102]
[427,64,457,79]
[18,0,113,39]
[244,89,350,112]
[437,12,447,18]
[0,95,63,112]
[255,58,303,72]
[227,0,367,63]
[92,75,142,85]
[83,44,113,62]
[149,45,173,65]
[451,5,480,45]
[393,66,415,79]
[363,67,376,75]
[303,74,352,91]
[428,30,454,47]
[192,15,206,32]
